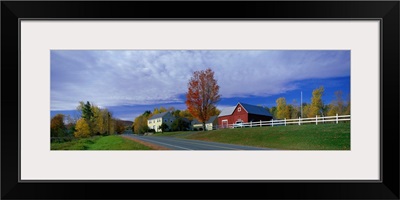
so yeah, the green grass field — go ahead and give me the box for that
[51,135,152,150]
[152,123,350,150]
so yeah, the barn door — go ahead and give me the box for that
[222,120,228,128]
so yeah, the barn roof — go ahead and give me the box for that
[218,103,272,117]
[218,106,236,117]
[239,102,272,117]
[148,111,171,120]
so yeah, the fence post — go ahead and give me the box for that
[336,113,338,124]
[316,115,318,125]
[284,118,286,126]
[272,119,274,127]
[260,120,262,127]
[250,121,252,128]
[298,117,300,125]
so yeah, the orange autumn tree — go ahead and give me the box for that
[186,68,220,131]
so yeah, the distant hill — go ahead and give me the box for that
[116,120,133,127]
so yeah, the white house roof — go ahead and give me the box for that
[191,116,218,125]
[148,111,170,120]
[218,106,236,117]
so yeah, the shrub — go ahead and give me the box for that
[74,118,91,138]
[171,118,190,131]
[159,123,169,132]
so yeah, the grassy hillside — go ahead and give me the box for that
[155,123,350,150]
[51,135,152,150]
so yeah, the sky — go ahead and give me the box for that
[51,50,350,121]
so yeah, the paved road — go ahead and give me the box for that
[122,134,273,150]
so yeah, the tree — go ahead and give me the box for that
[64,115,76,136]
[186,68,221,131]
[327,104,338,116]
[51,114,66,137]
[172,110,181,118]
[91,108,112,135]
[344,93,351,115]
[171,118,190,131]
[302,103,311,118]
[327,90,345,116]
[334,90,345,115]
[134,115,149,134]
[115,120,125,134]
[179,109,194,120]
[321,104,330,117]
[78,101,94,121]
[276,97,291,119]
[142,110,152,117]
[308,86,325,117]
[91,105,103,135]
[109,117,115,134]
[290,99,300,119]
[269,106,277,119]
[159,123,169,133]
[153,107,168,115]
[74,118,91,138]
[133,110,153,134]
[214,108,221,116]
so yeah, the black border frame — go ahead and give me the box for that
[2,1,399,199]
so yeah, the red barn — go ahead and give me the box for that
[218,102,273,128]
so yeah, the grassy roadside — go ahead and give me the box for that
[51,135,153,150]
[152,123,350,150]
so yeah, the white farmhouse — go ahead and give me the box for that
[147,111,175,132]
[191,116,218,131]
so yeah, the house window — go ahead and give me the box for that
[238,107,241,112]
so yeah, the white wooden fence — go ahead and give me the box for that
[215,114,350,129]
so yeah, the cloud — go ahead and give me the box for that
[51,50,350,110]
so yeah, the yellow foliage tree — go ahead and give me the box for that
[91,106,102,134]
[302,104,311,118]
[74,118,91,138]
[290,100,300,119]
[276,97,291,119]
[179,109,194,120]
[344,101,350,115]
[327,104,338,116]
[91,106,110,135]
[308,86,324,117]
[134,115,149,134]
[153,107,168,115]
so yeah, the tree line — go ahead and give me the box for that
[267,86,350,120]
[50,101,127,139]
